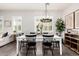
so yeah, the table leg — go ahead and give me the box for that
[36,41,43,56]
[60,38,62,55]
[16,39,19,56]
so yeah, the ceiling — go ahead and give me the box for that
[0,3,72,11]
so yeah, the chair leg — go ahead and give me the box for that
[43,46,46,56]
[26,46,29,56]
[57,41,59,47]
[52,43,54,55]
[42,45,44,56]
[26,45,28,56]
[53,42,55,48]
[34,46,36,56]
[58,42,59,47]
[50,47,53,55]
[43,49,45,56]
[52,43,54,50]
[56,42,57,47]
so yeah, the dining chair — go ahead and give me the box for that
[54,41,59,47]
[19,38,27,55]
[42,34,54,56]
[30,32,36,34]
[42,32,48,34]
[26,34,36,56]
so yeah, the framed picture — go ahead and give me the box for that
[75,10,79,29]
[65,13,74,29]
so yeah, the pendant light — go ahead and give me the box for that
[45,3,49,18]
[41,3,52,22]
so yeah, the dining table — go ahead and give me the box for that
[16,34,62,56]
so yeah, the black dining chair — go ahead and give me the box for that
[42,34,54,56]
[30,32,36,34]
[26,34,36,56]
[54,40,59,47]
[42,32,48,34]
[19,38,27,56]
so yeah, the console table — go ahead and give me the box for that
[65,33,79,54]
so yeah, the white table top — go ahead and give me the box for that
[16,34,62,41]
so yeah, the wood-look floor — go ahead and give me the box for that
[0,42,78,56]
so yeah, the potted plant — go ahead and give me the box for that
[55,18,65,36]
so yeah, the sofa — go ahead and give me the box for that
[0,32,15,47]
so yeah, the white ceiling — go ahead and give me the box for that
[0,3,72,11]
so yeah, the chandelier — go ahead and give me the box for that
[45,3,49,18]
[40,3,52,22]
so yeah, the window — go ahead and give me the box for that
[0,16,3,33]
[34,16,52,33]
[12,16,22,33]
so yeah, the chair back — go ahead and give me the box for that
[43,34,54,43]
[26,34,36,42]
[30,32,36,34]
[42,32,48,34]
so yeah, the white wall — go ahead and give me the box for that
[63,3,79,31]
[63,3,79,16]
[61,4,79,41]
[0,10,63,34]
